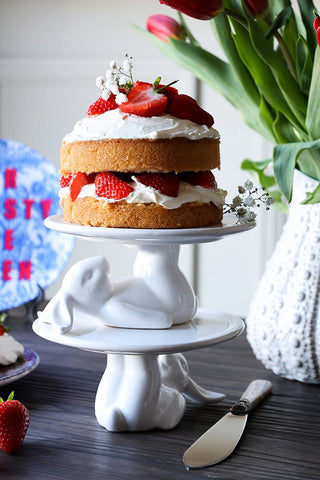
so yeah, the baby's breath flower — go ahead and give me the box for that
[109,60,117,69]
[237,207,248,217]
[116,92,127,105]
[122,59,132,74]
[224,179,272,225]
[109,84,119,95]
[232,195,242,207]
[96,76,105,89]
[244,195,256,207]
[106,70,114,81]
[101,89,111,100]
[244,180,254,190]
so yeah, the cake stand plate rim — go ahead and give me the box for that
[32,308,245,355]
[44,214,255,244]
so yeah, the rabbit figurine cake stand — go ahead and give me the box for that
[33,214,254,432]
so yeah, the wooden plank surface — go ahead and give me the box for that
[1,312,319,480]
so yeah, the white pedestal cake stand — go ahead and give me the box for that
[33,214,254,432]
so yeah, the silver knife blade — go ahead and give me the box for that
[183,379,272,469]
[183,411,247,469]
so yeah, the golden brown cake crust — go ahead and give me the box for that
[60,137,220,175]
[60,196,223,229]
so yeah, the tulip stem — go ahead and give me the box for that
[263,17,298,82]
[222,8,248,29]
[177,13,200,46]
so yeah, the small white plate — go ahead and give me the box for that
[33,308,244,355]
[0,347,39,386]
[44,214,255,245]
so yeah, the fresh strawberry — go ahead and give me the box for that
[95,171,134,200]
[136,173,179,197]
[0,392,30,454]
[134,81,178,100]
[166,94,214,127]
[158,84,179,99]
[180,171,217,189]
[70,172,95,202]
[87,94,118,117]
[0,314,10,336]
[59,173,73,188]
[119,84,167,117]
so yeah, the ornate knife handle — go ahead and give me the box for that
[230,379,273,415]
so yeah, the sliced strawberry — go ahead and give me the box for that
[180,171,217,189]
[95,172,134,200]
[166,94,214,127]
[136,173,179,197]
[119,84,167,117]
[70,172,94,202]
[59,173,73,188]
[134,82,178,100]
[87,94,118,117]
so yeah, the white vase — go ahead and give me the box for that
[246,169,320,383]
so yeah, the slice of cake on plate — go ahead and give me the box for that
[59,56,226,229]
[0,315,24,367]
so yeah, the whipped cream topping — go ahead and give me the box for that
[63,109,220,143]
[59,178,227,210]
[0,334,24,366]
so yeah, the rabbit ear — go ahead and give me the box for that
[50,292,75,334]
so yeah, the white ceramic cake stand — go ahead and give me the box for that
[33,214,254,432]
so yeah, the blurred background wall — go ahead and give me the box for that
[0,0,285,316]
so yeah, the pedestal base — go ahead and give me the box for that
[33,309,244,432]
[95,352,225,432]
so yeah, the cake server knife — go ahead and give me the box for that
[183,379,272,469]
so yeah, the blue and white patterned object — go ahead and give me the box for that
[0,139,74,310]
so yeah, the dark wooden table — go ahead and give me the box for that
[1,312,319,480]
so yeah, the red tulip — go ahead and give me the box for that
[147,15,185,42]
[159,0,224,21]
[243,0,269,19]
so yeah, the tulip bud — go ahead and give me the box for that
[243,0,269,19]
[147,14,185,42]
[159,0,223,21]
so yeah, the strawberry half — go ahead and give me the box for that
[95,171,134,200]
[119,84,167,117]
[136,173,179,197]
[166,94,214,127]
[59,173,73,188]
[0,392,30,454]
[87,94,118,117]
[180,171,217,189]
[70,172,95,202]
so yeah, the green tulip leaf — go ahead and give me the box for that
[273,111,303,143]
[302,183,320,204]
[265,6,293,39]
[295,35,313,95]
[297,0,317,56]
[241,158,276,188]
[306,48,320,140]
[274,138,320,201]
[135,27,273,136]
[246,13,308,126]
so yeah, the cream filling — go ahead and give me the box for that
[0,334,24,366]
[63,110,220,143]
[59,179,227,210]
